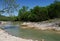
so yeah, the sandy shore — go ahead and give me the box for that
[0,29,35,41]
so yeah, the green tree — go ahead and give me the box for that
[18,6,28,21]
[48,1,60,19]
[30,6,49,21]
[18,0,60,22]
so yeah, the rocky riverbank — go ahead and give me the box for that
[0,29,35,41]
[21,21,60,31]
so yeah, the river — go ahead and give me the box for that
[1,22,60,41]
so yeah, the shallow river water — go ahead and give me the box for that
[1,22,60,41]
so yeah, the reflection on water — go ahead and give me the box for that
[1,22,60,41]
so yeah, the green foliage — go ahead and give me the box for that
[48,1,60,19]
[0,0,60,22]
[0,15,10,21]
[18,1,60,22]
[29,6,49,21]
[18,6,29,21]
[0,14,17,21]
[18,6,49,21]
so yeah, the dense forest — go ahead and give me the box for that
[0,1,60,22]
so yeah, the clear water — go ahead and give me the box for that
[1,22,60,41]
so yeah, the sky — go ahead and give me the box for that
[18,0,55,8]
[0,0,55,16]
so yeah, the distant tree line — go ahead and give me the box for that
[17,1,60,22]
[0,1,60,22]
[0,14,17,21]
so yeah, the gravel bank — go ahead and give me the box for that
[0,29,34,41]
